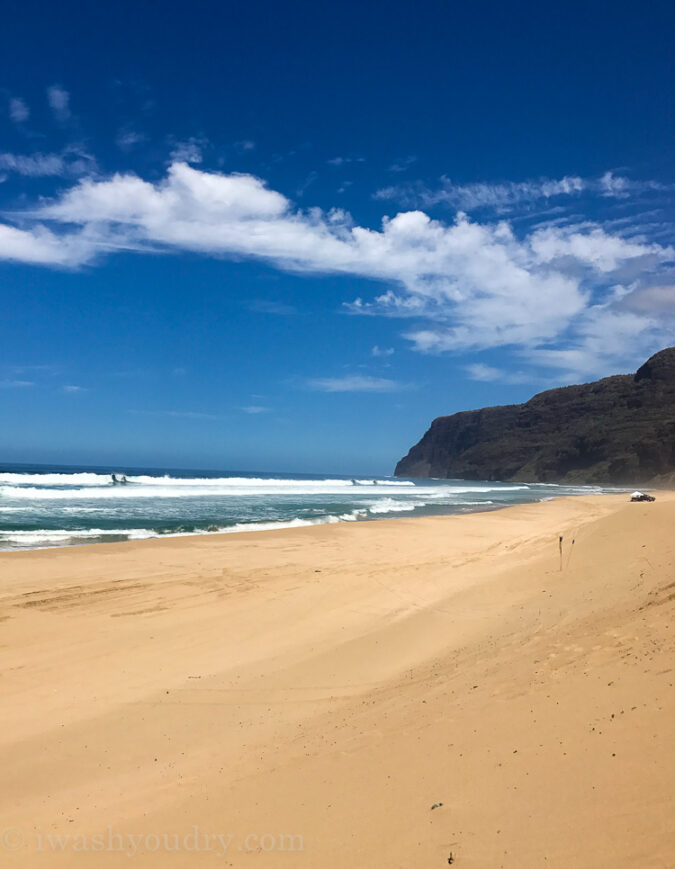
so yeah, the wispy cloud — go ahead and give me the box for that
[116,128,147,152]
[62,384,87,393]
[168,136,206,164]
[465,363,532,384]
[327,156,365,167]
[9,97,29,124]
[388,155,417,173]
[0,153,65,177]
[6,364,59,376]
[307,375,404,393]
[374,172,671,212]
[46,85,71,122]
[465,363,502,381]
[296,170,318,197]
[242,405,269,414]
[0,379,34,388]
[0,146,97,179]
[128,409,222,420]
[371,345,394,357]
[247,299,298,316]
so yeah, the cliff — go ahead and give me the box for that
[395,347,675,485]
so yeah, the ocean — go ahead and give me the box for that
[0,463,620,551]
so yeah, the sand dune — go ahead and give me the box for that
[0,493,673,867]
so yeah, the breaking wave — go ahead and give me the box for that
[0,465,617,551]
[0,471,414,489]
[0,509,375,550]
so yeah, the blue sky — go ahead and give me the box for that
[1,0,673,474]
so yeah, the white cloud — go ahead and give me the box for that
[9,97,29,124]
[0,223,94,266]
[116,129,147,151]
[599,171,629,197]
[529,226,665,272]
[62,384,86,393]
[129,409,222,420]
[307,375,403,393]
[594,171,667,199]
[465,363,503,381]
[0,147,97,179]
[242,405,269,414]
[169,137,205,164]
[47,85,71,122]
[375,172,671,212]
[0,152,66,177]
[327,156,364,166]
[42,163,288,226]
[525,306,674,381]
[371,345,394,357]
[465,363,532,384]
[388,155,418,173]
[0,379,33,388]
[619,285,675,313]
[0,162,672,378]
[34,169,594,353]
[376,175,586,210]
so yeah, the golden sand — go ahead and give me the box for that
[0,493,673,867]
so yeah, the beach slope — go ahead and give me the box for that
[0,493,673,867]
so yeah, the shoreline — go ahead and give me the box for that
[0,499,506,554]
[1,492,673,866]
[0,486,628,554]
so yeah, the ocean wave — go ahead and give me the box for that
[0,509,373,550]
[0,472,113,487]
[0,528,157,547]
[367,498,419,514]
[438,485,529,493]
[0,472,413,489]
[0,467,617,553]
[0,478,533,503]
[219,516,341,533]
[0,484,420,501]
[454,500,495,505]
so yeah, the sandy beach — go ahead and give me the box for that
[0,493,673,867]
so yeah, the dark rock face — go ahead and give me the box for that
[395,348,675,485]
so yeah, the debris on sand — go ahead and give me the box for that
[631,491,656,502]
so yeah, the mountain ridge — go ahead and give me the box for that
[394,347,675,485]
